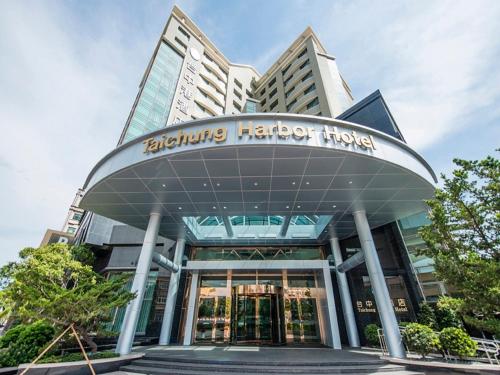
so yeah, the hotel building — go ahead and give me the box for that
[75,6,439,358]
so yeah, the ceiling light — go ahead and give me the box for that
[203,183,207,187]
[305,181,310,185]
[212,206,216,209]
[348,181,353,184]
[216,183,220,186]
[292,181,296,185]
[254,205,258,209]
[332,205,337,208]
[286,205,290,209]
[161,184,167,188]
[297,205,301,209]
[178,207,182,210]
[223,206,227,209]
[254,182,258,186]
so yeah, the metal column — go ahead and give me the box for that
[115,212,161,355]
[159,239,185,345]
[352,210,406,358]
[323,266,342,349]
[330,237,360,347]
[182,270,199,345]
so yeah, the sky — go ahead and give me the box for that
[0,0,499,267]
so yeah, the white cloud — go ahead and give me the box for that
[312,0,500,150]
[0,1,172,265]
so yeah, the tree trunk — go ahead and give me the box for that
[77,328,98,353]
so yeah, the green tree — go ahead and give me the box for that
[435,297,463,330]
[417,302,437,329]
[0,244,135,352]
[419,152,500,335]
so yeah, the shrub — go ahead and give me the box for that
[364,324,380,346]
[403,323,439,358]
[439,327,477,359]
[417,302,436,329]
[435,297,463,330]
[0,324,25,349]
[0,321,55,367]
[38,351,118,364]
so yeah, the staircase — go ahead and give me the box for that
[120,354,425,374]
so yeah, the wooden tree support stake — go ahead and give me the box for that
[20,324,96,375]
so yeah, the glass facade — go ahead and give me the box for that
[105,271,158,334]
[183,215,333,240]
[397,211,448,300]
[192,270,323,345]
[122,42,183,143]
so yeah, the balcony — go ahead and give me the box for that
[288,89,317,114]
[282,52,309,85]
[202,59,228,84]
[200,67,226,96]
[195,91,224,116]
[300,102,321,116]
[198,79,226,108]
[285,75,315,104]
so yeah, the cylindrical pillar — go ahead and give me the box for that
[116,212,161,355]
[323,266,342,349]
[352,210,406,358]
[159,238,185,345]
[330,237,360,347]
[182,270,199,345]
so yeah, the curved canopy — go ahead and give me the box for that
[80,114,436,244]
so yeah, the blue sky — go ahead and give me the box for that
[0,0,499,266]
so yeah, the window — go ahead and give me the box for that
[283,74,293,87]
[233,101,242,111]
[270,99,278,110]
[299,59,310,70]
[306,97,319,109]
[301,71,313,82]
[67,227,76,234]
[260,88,266,96]
[286,98,297,111]
[178,26,190,40]
[268,77,276,87]
[297,48,307,59]
[269,87,277,98]
[285,86,295,98]
[174,37,187,52]
[246,89,254,99]
[261,98,266,106]
[244,100,257,113]
[204,52,213,62]
[234,78,243,89]
[282,63,292,76]
[233,89,242,100]
[304,83,316,95]
[72,212,83,221]
[122,42,183,143]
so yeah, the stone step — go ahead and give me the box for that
[121,361,413,374]
[142,354,387,367]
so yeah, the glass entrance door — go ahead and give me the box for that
[231,285,284,344]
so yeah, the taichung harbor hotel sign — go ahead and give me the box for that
[142,120,376,154]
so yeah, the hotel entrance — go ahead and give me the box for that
[231,285,284,345]
[191,268,324,346]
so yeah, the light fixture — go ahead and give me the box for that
[223,206,227,209]
[254,182,258,186]
[203,183,207,187]
[332,205,337,208]
[305,181,310,185]
[216,183,220,187]
[178,207,182,210]
[297,205,301,209]
[161,183,167,188]
[254,205,258,209]
[292,181,296,185]
[286,205,290,209]
[348,181,353,184]
[212,206,216,209]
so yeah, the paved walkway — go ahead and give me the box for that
[130,345,384,364]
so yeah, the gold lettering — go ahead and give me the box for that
[189,132,200,144]
[213,127,227,142]
[143,138,155,153]
[323,126,341,142]
[340,132,354,144]
[238,121,253,137]
[255,125,267,138]
[199,128,212,142]
[166,137,176,149]
[293,126,306,139]
[277,121,292,138]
